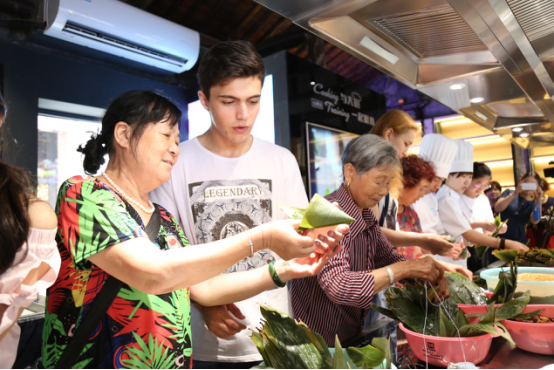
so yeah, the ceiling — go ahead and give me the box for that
[254,0,554,149]
[117,0,453,119]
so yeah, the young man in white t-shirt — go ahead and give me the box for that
[150,41,313,368]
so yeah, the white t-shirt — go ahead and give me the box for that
[435,184,471,268]
[412,193,446,235]
[150,136,309,362]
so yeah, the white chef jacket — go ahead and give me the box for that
[412,193,446,235]
[459,193,495,235]
[435,184,471,268]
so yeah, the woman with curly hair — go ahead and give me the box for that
[396,155,436,259]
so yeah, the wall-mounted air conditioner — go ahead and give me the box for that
[44,0,200,73]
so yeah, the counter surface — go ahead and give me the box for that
[482,337,553,369]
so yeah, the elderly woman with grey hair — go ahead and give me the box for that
[290,134,449,347]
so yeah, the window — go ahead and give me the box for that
[37,115,107,208]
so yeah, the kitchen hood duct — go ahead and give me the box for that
[256,0,554,148]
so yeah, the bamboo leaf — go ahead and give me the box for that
[445,272,488,305]
[495,290,530,321]
[512,309,545,320]
[371,337,391,369]
[346,345,385,369]
[459,247,469,259]
[492,250,518,264]
[333,335,347,369]
[474,245,488,260]
[277,204,306,220]
[299,194,356,229]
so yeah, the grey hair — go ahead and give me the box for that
[341,134,400,178]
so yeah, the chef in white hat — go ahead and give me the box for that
[413,134,458,237]
[436,140,528,267]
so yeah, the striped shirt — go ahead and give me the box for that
[290,185,406,345]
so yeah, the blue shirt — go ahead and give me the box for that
[499,189,535,244]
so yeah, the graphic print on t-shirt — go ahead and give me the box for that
[189,178,274,273]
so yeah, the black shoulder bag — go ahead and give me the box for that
[55,206,161,369]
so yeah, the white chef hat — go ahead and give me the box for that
[418,134,458,178]
[449,140,474,173]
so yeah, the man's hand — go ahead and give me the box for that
[195,303,246,339]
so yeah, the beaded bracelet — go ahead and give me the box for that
[268,261,286,288]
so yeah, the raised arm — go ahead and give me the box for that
[380,227,455,256]
[495,188,519,213]
[88,219,321,295]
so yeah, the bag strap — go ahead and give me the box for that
[379,193,390,227]
[56,206,161,368]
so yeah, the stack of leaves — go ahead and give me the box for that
[493,248,554,267]
[251,305,390,369]
[474,215,508,259]
[278,194,356,231]
[369,282,525,345]
[446,263,517,305]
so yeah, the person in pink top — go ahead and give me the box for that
[0,92,61,368]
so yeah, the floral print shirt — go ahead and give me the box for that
[42,176,192,369]
[396,206,423,260]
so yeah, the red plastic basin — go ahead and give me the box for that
[501,304,554,355]
[399,323,493,368]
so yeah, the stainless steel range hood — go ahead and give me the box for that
[255,0,554,148]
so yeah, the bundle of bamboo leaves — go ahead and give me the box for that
[493,248,554,267]
[251,305,391,369]
[368,281,528,344]
[278,194,356,231]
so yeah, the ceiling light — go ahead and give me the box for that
[470,97,484,103]
[519,132,530,137]
[512,127,523,132]
[360,36,399,65]
[449,83,466,90]
[474,111,487,121]
[310,81,315,86]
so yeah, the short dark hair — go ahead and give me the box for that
[490,180,501,191]
[197,40,265,100]
[78,90,181,175]
[473,162,492,179]
[520,171,542,184]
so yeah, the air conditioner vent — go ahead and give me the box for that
[368,4,487,58]
[62,22,187,67]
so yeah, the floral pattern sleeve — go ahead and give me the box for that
[57,176,146,269]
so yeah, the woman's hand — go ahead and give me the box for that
[438,261,473,280]
[421,234,453,256]
[404,257,450,300]
[481,221,498,234]
[498,223,508,235]
[263,220,349,260]
[505,239,529,252]
[276,225,348,281]
[447,241,464,260]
